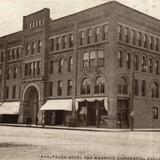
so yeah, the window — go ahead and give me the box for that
[81,78,90,94]
[134,55,139,71]
[37,61,41,75]
[57,81,62,96]
[151,82,159,98]
[97,51,104,66]
[118,25,122,41]
[87,29,92,44]
[13,67,18,79]
[0,68,2,82]
[102,24,108,40]
[141,56,147,72]
[6,68,11,80]
[155,60,159,75]
[95,27,100,42]
[152,107,158,119]
[79,31,85,45]
[50,38,54,51]
[83,52,89,68]
[37,40,42,53]
[49,60,54,74]
[89,51,96,67]
[12,85,16,99]
[16,48,20,59]
[33,62,36,75]
[31,42,35,54]
[118,77,128,94]
[118,50,123,67]
[69,34,74,48]
[25,63,28,76]
[26,44,29,55]
[144,34,148,48]
[58,58,63,73]
[141,80,146,97]
[126,52,130,69]
[49,82,53,96]
[62,35,67,49]
[5,86,9,99]
[155,38,159,51]
[148,58,153,73]
[137,32,142,47]
[149,36,154,50]
[1,51,4,62]
[131,29,136,45]
[95,76,105,94]
[124,27,129,43]
[56,37,61,50]
[67,80,72,95]
[12,49,15,60]
[134,79,139,96]
[68,56,73,72]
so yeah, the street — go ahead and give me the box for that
[0,126,160,160]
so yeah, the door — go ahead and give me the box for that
[87,102,96,126]
[55,110,64,125]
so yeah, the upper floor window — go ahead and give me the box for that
[89,51,96,67]
[79,31,85,46]
[102,24,108,40]
[58,58,63,73]
[97,51,104,67]
[151,82,159,98]
[67,80,72,96]
[117,50,123,67]
[131,29,136,45]
[124,27,129,43]
[7,50,11,61]
[37,61,41,75]
[62,35,67,49]
[50,38,54,51]
[141,56,147,72]
[118,25,122,41]
[149,36,154,50]
[56,37,61,50]
[26,44,29,55]
[0,51,4,62]
[12,49,16,60]
[16,48,20,59]
[68,56,73,72]
[95,76,105,94]
[5,86,9,99]
[12,85,16,99]
[155,60,159,75]
[49,82,53,96]
[144,34,148,48]
[155,38,159,51]
[134,79,139,96]
[152,107,158,119]
[49,60,54,74]
[57,81,63,96]
[83,52,89,68]
[69,34,74,48]
[126,52,130,69]
[134,55,139,71]
[31,42,35,54]
[6,68,11,80]
[118,77,128,95]
[137,32,142,47]
[87,29,92,44]
[37,40,42,53]
[141,80,146,97]
[95,27,100,42]
[13,67,18,79]
[81,78,90,94]
[148,58,153,73]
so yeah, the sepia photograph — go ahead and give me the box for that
[0,0,160,159]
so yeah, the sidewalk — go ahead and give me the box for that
[0,123,160,132]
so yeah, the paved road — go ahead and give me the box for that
[0,126,160,160]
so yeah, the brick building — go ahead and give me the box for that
[0,1,160,128]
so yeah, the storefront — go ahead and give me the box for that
[0,102,20,123]
[75,97,108,128]
[40,99,72,126]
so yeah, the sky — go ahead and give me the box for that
[0,0,160,37]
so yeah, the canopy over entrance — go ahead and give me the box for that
[0,102,20,115]
[40,99,72,111]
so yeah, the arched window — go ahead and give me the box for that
[148,58,153,73]
[151,82,159,98]
[49,60,53,74]
[118,76,128,94]
[58,58,63,73]
[37,40,42,53]
[13,67,18,79]
[155,60,159,75]
[81,78,91,94]
[68,56,73,72]
[141,56,147,72]
[95,76,105,94]
[118,50,123,67]
[134,55,139,71]
[126,52,131,69]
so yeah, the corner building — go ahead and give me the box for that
[0,1,160,128]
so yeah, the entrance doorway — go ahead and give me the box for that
[55,110,64,125]
[24,86,39,125]
[117,99,129,128]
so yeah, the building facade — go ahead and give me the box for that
[0,1,160,128]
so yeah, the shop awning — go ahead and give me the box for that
[0,102,20,115]
[75,97,108,111]
[40,99,72,111]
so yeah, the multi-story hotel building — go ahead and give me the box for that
[0,1,160,128]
